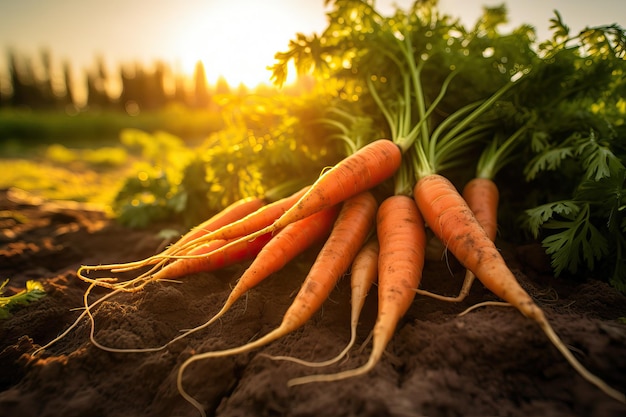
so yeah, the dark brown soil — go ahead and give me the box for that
[1,187,625,417]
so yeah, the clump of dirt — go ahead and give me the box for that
[1,187,625,417]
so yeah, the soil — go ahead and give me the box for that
[0,187,625,417]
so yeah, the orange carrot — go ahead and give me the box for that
[457,177,499,298]
[462,177,499,242]
[212,139,401,258]
[151,234,273,281]
[167,204,340,341]
[265,237,380,367]
[78,187,309,289]
[79,204,341,355]
[93,196,267,275]
[169,186,311,257]
[176,191,378,417]
[171,196,267,252]
[413,173,625,404]
[76,233,271,293]
[415,176,499,302]
[287,194,425,385]
[276,140,399,228]
[92,188,307,277]
[414,175,530,314]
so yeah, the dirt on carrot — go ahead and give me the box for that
[415,176,500,303]
[1,189,625,417]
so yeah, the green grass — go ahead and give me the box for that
[0,145,135,215]
[0,106,224,153]
[0,106,224,215]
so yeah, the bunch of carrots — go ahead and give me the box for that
[35,135,625,415]
[33,1,626,416]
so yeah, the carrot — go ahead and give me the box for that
[413,173,625,404]
[88,196,267,276]
[77,235,234,292]
[76,187,311,294]
[415,176,499,302]
[46,194,310,355]
[456,177,499,298]
[165,204,341,343]
[166,185,311,258]
[211,139,401,258]
[75,241,224,293]
[462,177,499,242]
[287,194,425,385]
[264,237,380,368]
[106,187,308,277]
[151,233,273,281]
[81,187,309,280]
[76,205,341,355]
[414,175,533,317]
[278,140,399,225]
[176,191,378,417]
[169,196,267,253]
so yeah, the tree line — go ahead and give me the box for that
[0,49,237,113]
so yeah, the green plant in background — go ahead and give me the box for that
[0,279,46,319]
[112,92,342,229]
[45,144,129,168]
[0,156,127,208]
[112,171,187,228]
[0,106,224,148]
[112,129,194,228]
[520,15,626,290]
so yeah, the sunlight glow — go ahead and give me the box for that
[171,3,300,87]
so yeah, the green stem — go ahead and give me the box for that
[429,100,483,148]
[476,124,529,179]
[396,33,433,178]
[317,118,350,135]
[436,128,493,172]
[437,81,517,150]
[404,40,429,152]
[367,76,398,142]
[327,133,358,155]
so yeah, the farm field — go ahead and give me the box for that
[1,1,625,416]
[0,187,625,417]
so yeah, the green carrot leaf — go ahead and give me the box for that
[541,204,609,275]
[0,279,46,319]
[524,200,580,237]
[574,132,623,181]
[524,145,574,181]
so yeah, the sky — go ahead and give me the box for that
[0,0,623,96]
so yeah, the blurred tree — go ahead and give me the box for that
[6,50,56,109]
[0,75,5,107]
[192,60,210,108]
[143,61,167,110]
[86,56,112,109]
[215,75,231,96]
[235,82,249,97]
[171,73,189,106]
[119,61,170,113]
[119,62,140,112]
[39,48,55,107]
[7,50,31,108]
[61,60,76,109]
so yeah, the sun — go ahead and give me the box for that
[172,2,301,88]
